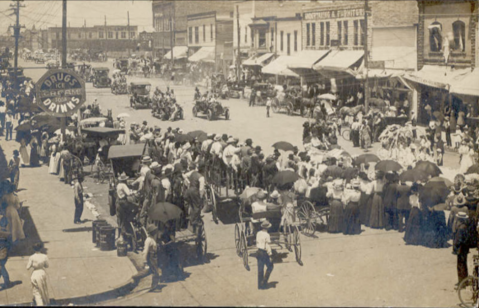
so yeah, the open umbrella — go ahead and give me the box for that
[272,170,300,186]
[428,176,454,187]
[414,161,442,177]
[419,181,450,208]
[318,93,336,100]
[147,202,182,223]
[117,113,130,118]
[399,169,429,183]
[466,164,479,175]
[272,141,295,152]
[14,121,32,132]
[175,134,194,143]
[375,160,403,173]
[354,153,380,165]
[187,130,208,142]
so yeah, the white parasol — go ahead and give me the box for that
[117,113,130,118]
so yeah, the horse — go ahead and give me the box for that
[338,105,364,119]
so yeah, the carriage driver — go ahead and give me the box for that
[183,163,206,232]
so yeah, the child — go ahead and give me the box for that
[266,97,271,118]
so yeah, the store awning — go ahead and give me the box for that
[356,69,407,80]
[403,65,470,90]
[242,53,274,67]
[449,69,479,97]
[288,50,331,71]
[262,56,298,77]
[313,50,364,73]
[164,46,188,60]
[188,47,215,63]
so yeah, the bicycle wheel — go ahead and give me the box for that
[341,129,351,141]
[458,276,479,308]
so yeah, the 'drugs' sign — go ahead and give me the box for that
[35,69,86,117]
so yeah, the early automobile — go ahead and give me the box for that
[92,67,112,88]
[192,99,229,121]
[115,58,129,74]
[129,82,152,109]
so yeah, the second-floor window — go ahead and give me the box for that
[354,20,359,46]
[294,30,298,52]
[428,21,442,52]
[194,26,199,43]
[108,32,113,39]
[203,24,206,42]
[311,23,316,46]
[306,23,310,46]
[78,33,81,39]
[245,26,248,43]
[121,32,126,39]
[359,20,365,46]
[280,31,284,51]
[337,21,342,44]
[287,33,291,55]
[130,32,135,39]
[98,32,104,39]
[453,20,466,52]
[189,27,193,44]
[343,20,348,45]
[56,32,59,40]
[259,29,266,48]
[89,32,92,39]
[326,21,330,45]
[320,22,324,45]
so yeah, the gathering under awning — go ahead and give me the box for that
[242,53,274,67]
[313,50,364,78]
[262,56,299,77]
[188,47,215,63]
[403,65,470,90]
[449,69,479,97]
[164,46,188,60]
[287,50,331,73]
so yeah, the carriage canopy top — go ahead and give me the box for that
[108,144,147,159]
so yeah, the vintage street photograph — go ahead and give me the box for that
[0,0,478,306]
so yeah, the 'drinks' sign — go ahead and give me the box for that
[35,69,86,117]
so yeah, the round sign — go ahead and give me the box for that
[35,69,86,117]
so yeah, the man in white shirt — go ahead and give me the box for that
[132,156,152,191]
[5,110,13,141]
[256,220,274,290]
[143,225,160,291]
[201,133,214,152]
[209,134,223,157]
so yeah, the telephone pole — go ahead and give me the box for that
[364,0,370,113]
[10,0,25,95]
[236,5,241,81]
[61,0,67,135]
[169,16,173,67]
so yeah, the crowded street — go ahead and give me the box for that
[0,1,479,307]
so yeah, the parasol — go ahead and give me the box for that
[413,161,442,177]
[375,160,403,173]
[272,141,295,152]
[117,113,130,118]
[15,121,32,132]
[428,176,454,188]
[419,181,450,208]
[353,153,380,165]
[399,169,429,183]
[187,130,208,142]
[147,202,183,223]
[466,164,479,175]
[240,187,262,201]
[318,93,336,100]
[272,170,300,186]
[175,134,194,143]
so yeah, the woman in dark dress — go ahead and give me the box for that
[404,183,423,245]
[29,139,40,167]
[358,172,372,226]
[369,171,386,229]
[327,180,345,233]
[343,180,362,235]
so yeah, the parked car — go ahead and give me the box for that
[92,67,111,88]
[128,82,152,109]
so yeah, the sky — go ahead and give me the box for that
[0,0,154,34]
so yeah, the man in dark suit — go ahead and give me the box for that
[454,212,471,289]
[396,181,411,232]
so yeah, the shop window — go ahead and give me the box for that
[428,21,442,52]
[287,33,291,55]
[452,20,466,52]
[320,22,324,45]
[194,26,199,43]
[337,21,342,44]
[354,20,358,46]
[326,22,330,45]
[294,30,298,52]
[306,23,310,46]
[203,25,206,42]
[343,20,348,45]
[189,27,192,44]
[312,23,316,46]
[360,19,365,46]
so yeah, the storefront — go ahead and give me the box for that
[261,55,300,86]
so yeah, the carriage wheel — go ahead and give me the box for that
[283,222,293,252]
[192,106,198,117]
[293,226,303,266]
[196,221,208,263]
[206,186,218,224]
[297,201,317,236]
[130,221,140,252]
[458,276,479,308]
[341,129,351,141]
[240,231,249,271]
[207,110,213,121]
[234,223,242,257]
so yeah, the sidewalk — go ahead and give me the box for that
[0,137,137,305]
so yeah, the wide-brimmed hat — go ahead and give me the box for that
[456,212,468,220]
[146,224,158,235]
[141,156,152,164]
[214,135,221,141]
[261,220,272,229]
[150,162,160,170]
[207,133,214,138]
[162,164,173,175]
[333,179,343,190]
[118,172,129,181]
[227,137,235,144]
[351,180,360,188]
[454,195,466,206]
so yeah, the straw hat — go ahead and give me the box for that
[150,162,160,170]
[456,212,468,220]
[214,135,221,141]
[261,220,272,229]
[118,172,129,181]
[146,224,158,235]
[351,179,360,188]
[227,137,235,144]
[141,156,152,164]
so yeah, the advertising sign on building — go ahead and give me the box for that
[35,69,86,117]
[304,8,364,20]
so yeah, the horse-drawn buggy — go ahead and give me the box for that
[252,83,277,106]
[129,82,152,109]
[192,99,230,121]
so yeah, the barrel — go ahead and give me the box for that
[99,226,116,251]
[92,220,107,244]
[116,240,128,257]
[95,221,110,246]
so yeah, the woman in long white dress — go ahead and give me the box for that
[27,243,50,306]
[48,145,57,174]
[19,138,30,167]
[459,143,475,174]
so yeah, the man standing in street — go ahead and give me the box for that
[144,225,161,292]
[0,101,5,137]
[183,163,206,232]
[256,220,274,290]
[5,110,13,141]
[453,212,471,290]
[249,88,256,107]
[73,176,84,224]
[266,98,272,117]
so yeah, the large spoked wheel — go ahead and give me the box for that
[98,164,111,184]
[196,221,208,263]
[293,226,303,266]
[234,223,242,257]
[283,222,293,252]
[207,109,214,121]
[205,186,218,224]
[341,129,351,141]
[297,201,317,236]
[240,231,249,271]
[458,276,479,308]
[130,222,147,253]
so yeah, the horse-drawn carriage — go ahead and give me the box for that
[252,83,277,106]
[192,100,230,121]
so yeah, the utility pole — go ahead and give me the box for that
[104,15,107,54]
[61,0,67,135]
[364,0,369,113]
[236,5,241,81]
[127,11,130,56]
[170,16,173,67]
[10,0,25,97]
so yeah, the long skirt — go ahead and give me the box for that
[30,147,40,167]
[58,158,64,179]
[48,155,56,174]
[358,192,371,226]
[31,269,50,306]
[343,202,361,235]
[422,210,448,248]
[404,207,423,245]
[369,193,385,229]
[328,200,344,233]
[10,167,19,190]
[19,145,30,166]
